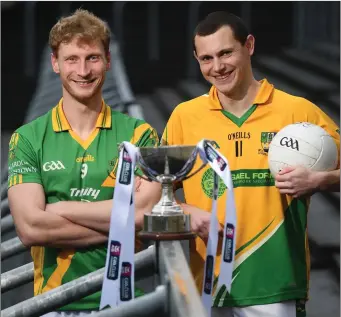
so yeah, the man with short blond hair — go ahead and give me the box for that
[8,9,161,316]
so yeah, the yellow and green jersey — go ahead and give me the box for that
[162,79,340,307]
[8,99,158,310]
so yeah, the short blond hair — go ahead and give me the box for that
[49,9,111,56]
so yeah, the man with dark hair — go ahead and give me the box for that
[162,11,340,317]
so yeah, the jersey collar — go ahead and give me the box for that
[208,78,274,110]
[52,98,112,132]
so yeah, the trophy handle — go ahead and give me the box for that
[173,139,216,181]
[138,175,154,182]
[180,162,207,181]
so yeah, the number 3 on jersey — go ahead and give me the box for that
[81,163,88,179]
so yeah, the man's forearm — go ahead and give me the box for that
[24,210,107,248]
[53,200,113,233]
[54,196,156,233]
[316,169,340,192]
[54,181,162,233]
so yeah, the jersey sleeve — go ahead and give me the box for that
[296,99,340,168]
[131,122,159,177]
[132,123,159,148]
[161,107,184,146]
[7,132,42,188]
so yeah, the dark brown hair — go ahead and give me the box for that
[193,11,249,52]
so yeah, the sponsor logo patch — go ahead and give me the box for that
[201,168,275,197]
[120,262,133,301]
[43,161,65,172]
[204,143,227,171]
[203,255,214,295]
[107,241,121,280]
[223,223,235,263]
[70,187,100,200]
[75,155,95,163]
[119,149,132,185]
[279,136,299,151]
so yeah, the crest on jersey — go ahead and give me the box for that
[258,132,276,155]
[9,133,19,160]
[149,129,159,147]
[101,157,119,187]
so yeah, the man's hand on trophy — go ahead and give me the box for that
[181,203,223,239]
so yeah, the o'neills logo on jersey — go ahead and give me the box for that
[70,187,100,200]
[75,155,95,163]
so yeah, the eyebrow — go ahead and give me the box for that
[64,53,101,60]
[198,47,235,60]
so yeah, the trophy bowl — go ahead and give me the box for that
[137,145,200,241]
[138,145,197,180]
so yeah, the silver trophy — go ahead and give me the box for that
[137,144,207,241]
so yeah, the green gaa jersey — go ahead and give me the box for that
[7,99,158,310]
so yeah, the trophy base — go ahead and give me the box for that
[138,213,196,241]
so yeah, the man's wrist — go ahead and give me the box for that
[54,201,76,218]
[313,170,339,191]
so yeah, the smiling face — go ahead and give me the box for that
[51,37,110,103]
[194,26,255,97]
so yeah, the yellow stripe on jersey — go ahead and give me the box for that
[57,100,71,131]
[8,175,24,187]
[234,219,284,270]
[52,99,111,132]
[96,104,112,129]
[234,217,275,259]
[130,123,151,144]
[42,249,75,293]
[52,107,61,132]
[31,246,45,295]
[66,103,112,150]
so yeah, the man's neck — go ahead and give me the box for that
[217,76,261,118]
[62,90,103,140]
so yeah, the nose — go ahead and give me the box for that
[212,58,224,73]
[77,60,91,77]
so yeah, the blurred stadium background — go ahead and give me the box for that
[1,1,340,316]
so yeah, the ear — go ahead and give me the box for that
[245,35,255,56]
[106,51,111,71]
[51,53,60,74]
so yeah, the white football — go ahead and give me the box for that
[268,122,338,177]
